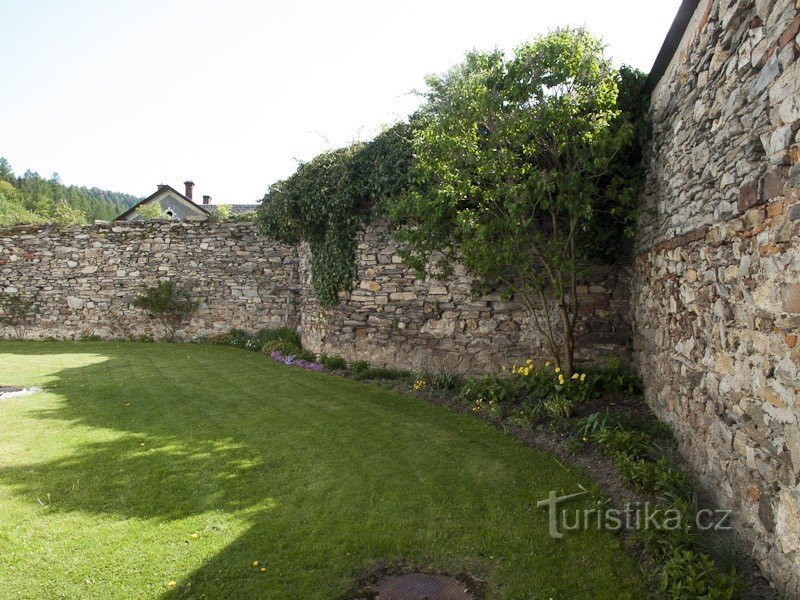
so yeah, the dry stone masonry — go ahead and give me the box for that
[300,221,631,373]
[0,221,298,340]
[633,0,800,593]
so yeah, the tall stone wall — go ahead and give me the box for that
[632,0,800,592]
[300,221,632,373]
[0,221,298,340]
[0,219,631,373]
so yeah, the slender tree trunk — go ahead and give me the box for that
[558,303,574,375]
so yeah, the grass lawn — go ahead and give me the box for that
[0,342,644,599]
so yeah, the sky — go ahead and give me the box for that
[0,0,683,204]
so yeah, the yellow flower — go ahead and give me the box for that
[252,561,260,567]
[545,361,551,367]
[555,367,561,374]
[558,375,565,385]
[167,581,177,588]
[526,359,533,365]
[259,567,267,573]
[580,373,586,382]
[582,436,588,442]
[511,364,517,374]
[190,533,198,539]
[572,373,579,380]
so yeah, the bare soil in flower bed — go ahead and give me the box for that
[355,376,777,599]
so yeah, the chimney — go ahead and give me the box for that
[202,195,211,205]
[184,180,195,200]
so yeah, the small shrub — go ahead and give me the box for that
[211,327,302,353]
[460,374,515,405]
[319,354,347,371]
[584,357,643,395]
[576,410,616,438]
[294,348,318,363]
[349,360,371,376]
[432,372,465,391]
[593,428,655,462]
[255,327,302,348]
[132,281,198,341]
[261,340,302,356]
[210,205,232,222]
[659,549,737,600]
[350,364,411,381]
[209,329,248,347]
[506,405,537,431]
[0,293,36,339]
[510,360,592,418]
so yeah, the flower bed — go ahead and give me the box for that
[269,351,324,372]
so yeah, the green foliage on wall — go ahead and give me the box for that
[258,123,414,306]
[132,280,198,341]
[390,28,646,373]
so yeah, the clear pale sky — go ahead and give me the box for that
[0,0,683,204]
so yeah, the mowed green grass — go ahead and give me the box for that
[0,342,643,599]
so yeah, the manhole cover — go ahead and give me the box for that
[376,573,475,600]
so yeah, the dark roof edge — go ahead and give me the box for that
[643,0,702,95]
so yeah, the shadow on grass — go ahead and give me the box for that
[0,342,641,599]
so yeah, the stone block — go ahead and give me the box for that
[739,179,763,211]
[783,284,800,313]
[764,166,789,199]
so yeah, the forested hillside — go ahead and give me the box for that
[0,157,140,226]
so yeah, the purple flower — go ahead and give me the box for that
[269,350,324,372]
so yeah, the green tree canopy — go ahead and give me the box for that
[391,28,645,373]
[0,157,140,226]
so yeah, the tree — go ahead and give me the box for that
[391,28,644,374]
[0,181,41,226]
[135,202,164,220]
[210,204,232,222]
[132,281,198,341]
[0,157,139,225]
[0,158,14,184]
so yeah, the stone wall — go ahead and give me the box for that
[0,221,298,340]
[3,0,800,590]
[632,0,800,592]
[300,221,632,373]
